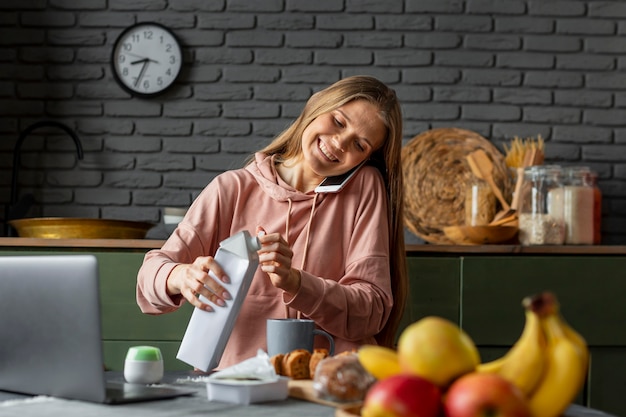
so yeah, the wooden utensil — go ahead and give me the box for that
[467,150,511,212]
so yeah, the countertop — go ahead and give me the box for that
[1,237,626,255]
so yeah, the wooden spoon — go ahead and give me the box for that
[466,150,511,212]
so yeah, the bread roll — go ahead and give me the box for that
[281,349,311,380]
[309,348,330,379]
[313,352,375,402]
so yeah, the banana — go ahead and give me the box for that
[357,344,402,380]
[476,299,547,396]
[529,297,588,417]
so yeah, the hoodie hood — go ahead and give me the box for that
[245,152,321,203]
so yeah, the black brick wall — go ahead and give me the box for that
[1,0,626,242]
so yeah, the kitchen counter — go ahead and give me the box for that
[1,237,625,255]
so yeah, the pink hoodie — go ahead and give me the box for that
[136,152,393,369]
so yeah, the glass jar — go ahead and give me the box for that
[465,176,496,226]
[562,167,595,245]
[518,165,565,245]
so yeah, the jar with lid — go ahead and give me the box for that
[562,167,596,245]
[563,166,602,245]
[465,176,496,226]
[518,165,565,245]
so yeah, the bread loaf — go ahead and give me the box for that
[309,348,330,379]
[280,349,311,380]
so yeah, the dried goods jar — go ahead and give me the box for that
[465,176,496,226]
[562,167,596,245]
[518,165,565,245]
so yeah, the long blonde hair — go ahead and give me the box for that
[255,75,407,348]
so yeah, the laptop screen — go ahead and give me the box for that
[0,255,108,403]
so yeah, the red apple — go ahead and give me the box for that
[362,374,441,417]
[444,373,530,417]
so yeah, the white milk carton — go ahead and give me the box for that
[176,230,261,371]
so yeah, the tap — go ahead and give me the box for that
[4,120,84,236]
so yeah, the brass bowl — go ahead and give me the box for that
[9,218,154,239]
[443,225,518,245]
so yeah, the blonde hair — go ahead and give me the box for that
[255,75,407,348]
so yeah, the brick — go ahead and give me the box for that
[109,0,166,11]
[467,0,526,15]
[80,153,135,170]
[256,49,312,65]
[78,12,135,28]
[169,0,224,12]
[529,1,586,16]
[524,107,581,124]
[525,35,582,52]
[406,0,464,13]
[465,34,522,51]
[314,49,372,66]
[403,103,460,121]
[584,109,626,127]
[20,47,74,63]
[195,120,252,137]
[226,30,283,47]
[555,90,612,108]
[196,48,253,64]
[223,102,280,119]
[223,66,280,83]
[135,120,193,136]
[556,54,615,71]
[21,12,75,27]
[281,66,340,83]
[435,51,494,67]
[584,145,626,162]
[196,153,248,171]
[557,18,615,35]
[463,104,520,122]
[346,33,402,48]
[492,123,551,141]
[197,13,255,30]
[18,84,73,99]
[76,188,131,204]
[553,126,613,144]
[286,0,343,12]
[257,14,314,30]
[346,0,403,13]
[163,136,220,153]
[494,88,551,105]
[589,1,626,18]
[48,170,102,187]
[76,119,134,135]
[195,84,253,101]
[163,101,221,118]
[229,0,283,12]
[404,68,461,84]
[436,86,490,103]
[47,29,106,46]
[317,15,374,31]
[375,50,431,67]
[162,171,217,189]
[104,101,162,117]
[405,33,461,49]
[495,16,554,34]
[524,71,583,88]
[377,15,431,31]
[138,154,194,172]
[105,136,161,152]
[254,84,311,101]
[221,136,271,153]
[285,32,342,48]
[103,171,162,188]
[436,15,493,32]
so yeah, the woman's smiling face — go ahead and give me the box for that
[301,99,387,181]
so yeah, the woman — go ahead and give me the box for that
[136,75,408,369]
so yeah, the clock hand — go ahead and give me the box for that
[130,58,149,65]
[134,60,149,87]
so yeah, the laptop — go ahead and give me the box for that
[0,254,195,404]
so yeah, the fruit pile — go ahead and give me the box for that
[357,292,588,417]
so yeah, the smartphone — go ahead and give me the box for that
[314,162,366,193]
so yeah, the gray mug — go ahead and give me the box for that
[266,318,335,356]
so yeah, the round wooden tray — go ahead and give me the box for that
[402,128,512,244]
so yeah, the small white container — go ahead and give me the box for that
[206,377,289,405]
[124,346,164,384]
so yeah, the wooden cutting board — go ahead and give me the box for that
[287,379,363,410]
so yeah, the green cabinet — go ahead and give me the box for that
[405,252,626,417]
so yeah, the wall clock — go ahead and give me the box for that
[111,22,182,97]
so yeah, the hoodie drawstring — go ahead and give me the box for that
[284,193,319,320]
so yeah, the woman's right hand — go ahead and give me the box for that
[166,256,231,311]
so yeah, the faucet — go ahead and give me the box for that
[4,120,84,237]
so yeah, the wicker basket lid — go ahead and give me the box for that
[402,127,512,244]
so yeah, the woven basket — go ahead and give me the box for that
[402,128,513,244]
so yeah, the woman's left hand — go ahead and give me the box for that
[256,227,301,295]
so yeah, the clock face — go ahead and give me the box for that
[111,22,182,97]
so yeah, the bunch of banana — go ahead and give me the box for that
[477,292,589,417]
